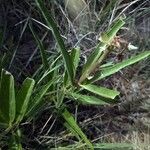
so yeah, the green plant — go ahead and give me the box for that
[34,0,150,149]
[0,69,56,148]
[0,69,34,149]
[0,0,150,149]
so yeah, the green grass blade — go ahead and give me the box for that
[29,23,49,70]
[94,143,133,149]
[64,122,80,139]
[99,61,114,68]
[50,142,134,150]
[26,77,59,118]
[37,64,61,85]
[15,78,35,124]
[36,0,74,85]
[8,129,23,150]
[63,71,69,87]
[56,88,65,108]
[80,84,120,99]
[63,47,80,87]
[62,109,94,150]
[79,18,125,83]
[90,51,150,83]
[70,93,109,105]
[71,47,80,77]
[0,69,15,127]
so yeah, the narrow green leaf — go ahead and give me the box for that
[29,23,49,70]
[70,93,109,105]
[90,51,150,83]
[71,47,80,77]
[26,77,59,118]
[49,142,137,150]
[79,42,105,83]
[62,109,94,150]
[63,47,80,87]
[9,129,23,150]
[106,17,125,40]
[15,78,35,123]
[37,64,61,85]
[56,88,65,108]
[0,69,15,127]
[80,84,120,99]
[64,122,80,139]
[94,143,133,149]
[63,71,69,87]
[36,0,74,85]
[79,18,125,83]
[99,61,114,69]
